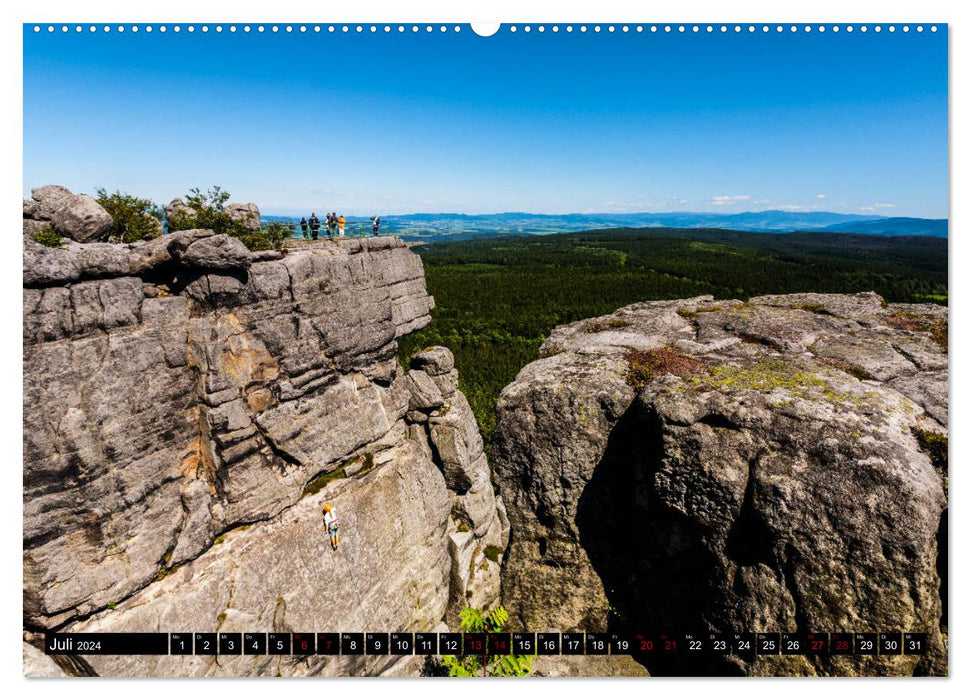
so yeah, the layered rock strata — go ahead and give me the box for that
[494,293,947,677]
[24,225,504,676]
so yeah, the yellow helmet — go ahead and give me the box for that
[323,504,332,512]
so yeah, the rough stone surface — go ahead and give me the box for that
[406,369,445,411]
[29,184,73,219]
[181,233,252,270]
[22,236,82,286]
[24,226,271,289]
[494,293,947,677]
[164,198,194,222]
[23,640,70,677]
[428,392,487,493]
[411,346,455,376]
[76,241,134,278]
[225,202,261,232]
[24,185,113,244]
[50,194,114,243]
[24,235,502,676]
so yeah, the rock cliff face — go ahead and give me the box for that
[23,222,506,675]
[494,293,947,677]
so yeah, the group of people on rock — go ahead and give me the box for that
[299,212,381,240]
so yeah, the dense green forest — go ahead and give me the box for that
[397,228,948,448]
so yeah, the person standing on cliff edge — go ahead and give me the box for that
[323,504,340,550]
[309,212,321,241]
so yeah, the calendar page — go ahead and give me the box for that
[21,17,948,679]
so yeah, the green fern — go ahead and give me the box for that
[487,605,509,631]
[440,604,535,677]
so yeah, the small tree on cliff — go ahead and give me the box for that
[95,188,164,243]
[167,186,288,251]
[167,186,241,236]
[441,605,535,677]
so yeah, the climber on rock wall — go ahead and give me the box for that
[323,503,340,550]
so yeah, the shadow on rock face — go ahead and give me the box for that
[576,398,747,677]
[937,508,947,634]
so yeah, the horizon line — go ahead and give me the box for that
[259,208,946,220]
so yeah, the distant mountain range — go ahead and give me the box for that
[816,217,948,238]
[263,210,947,241]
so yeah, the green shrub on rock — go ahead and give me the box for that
[244,221,292,251]
[95,188,163,243]
[167,186,240,236]
[31,225,63,248]
[168,186,287,251]
[441,605,534,677]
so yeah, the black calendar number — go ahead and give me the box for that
[267,633,290,655]
[781,633,802,656]
[341,632,364,655]
[218,633,242,655]
[244,633,266,655]
[439,633,462,655]
[537,633,560,655]
[855,633,877,655]
[512,633,535,655]
[732,632,756,660]
[562,633,584,655]
[610,634,632,654]
[756,633,780,655]
[708,633,731,654]
[415,633,437,654]
[853,632,880,656]
[586,633,609,655]
[194,633,216,656]
[366,632,389,655]
[683,633,703,653]
[879,633,902,655]
[390,633,413,655]
[171,633,193,655]
[904,633,927,655]
[806,633,829,655]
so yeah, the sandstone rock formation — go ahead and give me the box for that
[162,199,261,232]
[164,198,194,222]
[24,185,113,243]
[224,202,261,232]
[23,233,505,676]
[494,293,947,677]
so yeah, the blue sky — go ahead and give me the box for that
[23,24,948,217]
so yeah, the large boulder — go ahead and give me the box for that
[28,184,73,220]
[411,346,455,375]
[50,194,113,243]
[180,233,252,270]
[164,198,194,222]
[225,202,261,232]
[494,293,947,677]
[428,392,486,493]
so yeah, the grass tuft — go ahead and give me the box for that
[301,467,347,498]
[625,346,708,389]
